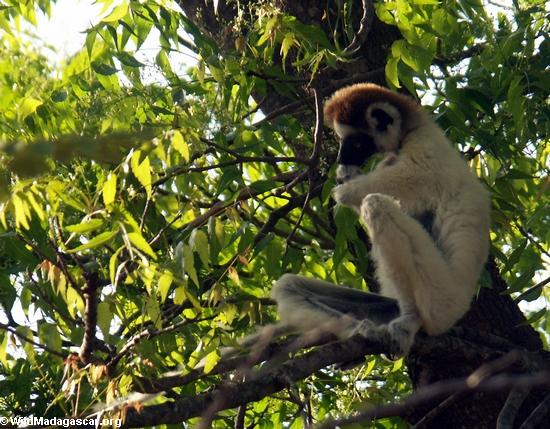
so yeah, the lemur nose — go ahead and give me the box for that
[336,176,348,185]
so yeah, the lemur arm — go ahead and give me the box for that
[332,147,440,215]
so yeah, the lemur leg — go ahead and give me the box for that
[358,193,455,356]
[271,274,399,338]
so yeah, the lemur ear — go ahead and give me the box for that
[370,108,394,132]
[366,102,402,152]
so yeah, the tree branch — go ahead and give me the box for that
[520,393,550,429]
[343,0,374,54]
[317,372,550,429]
[496,387,530,429]
[118,334,387,427]
[79,272,100,364]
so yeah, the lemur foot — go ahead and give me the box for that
[360,193,401,234]
[351,319,393,351]
[348,317,416,360]
[386,319,416,359]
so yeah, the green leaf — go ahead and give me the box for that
[507,76,524,138]
[190,229,210,267]
[66,219,105,233]
[158,272,173,302]
[127,231,156,259]
[11,194,31,229]
[249,180,277,193]
[91,61,119,76]
[145,295,162,328]
[116,52,145,67]
[202,349,221,374]
[102,2,129,23]
[265,238,282,277]
[208,217,224,258]
[131,151,152,197]
[102,172,117,206]
[208,65,223,82]
[502,239,527,273]
[85,30,97,56]
[109,245,125,286]
[182,244,199,286]
[172,130,190,162]
[156,50,175,79]
[0,334,8,367]
[280,32,297,61]
[257,16,278,46]
[174,284,187,305]
[237,225,254,253]
[50,90,68,102]
[97,301,112,340]
[17,326,36,362]
[19,97,43,119]
[525,308,546,325]
[385,57,400,88]
[67,229,119,253]
[38,323,62,353]
[216,166,242,196]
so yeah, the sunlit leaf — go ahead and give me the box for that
[190,229,209,266]
[131,151,152,197]
[102,172,117,206]
[182,244,199,286]
[172,130,190,162]
[385,56,400,88]
[127,231,156,259]
[66,219,105,233]
[19,97,43,119]
[102,2,128,23]
[158,271,173,302]
[66,229,119,253]
[203,349,221,374]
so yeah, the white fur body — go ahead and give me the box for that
[332,111,490,335]
[265,84,491,356]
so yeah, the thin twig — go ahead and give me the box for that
[0,322,67,359]
[309,88,324,167]
[140,197,151,230]
[286,88,324,244]
[17,233,79,291]
[154,155,306,189]
[107,316,207,371]
[252,68,385,128]
[178,171,301,232]
[148,209,185,246]
[235,404,247,429]
[343,0,374,54]
[413,394,460,429]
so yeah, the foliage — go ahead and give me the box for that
[0,0,548,426]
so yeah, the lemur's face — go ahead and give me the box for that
[333,129,377,184]
[324,83,418,183]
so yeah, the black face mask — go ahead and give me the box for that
[337,133,378,167]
